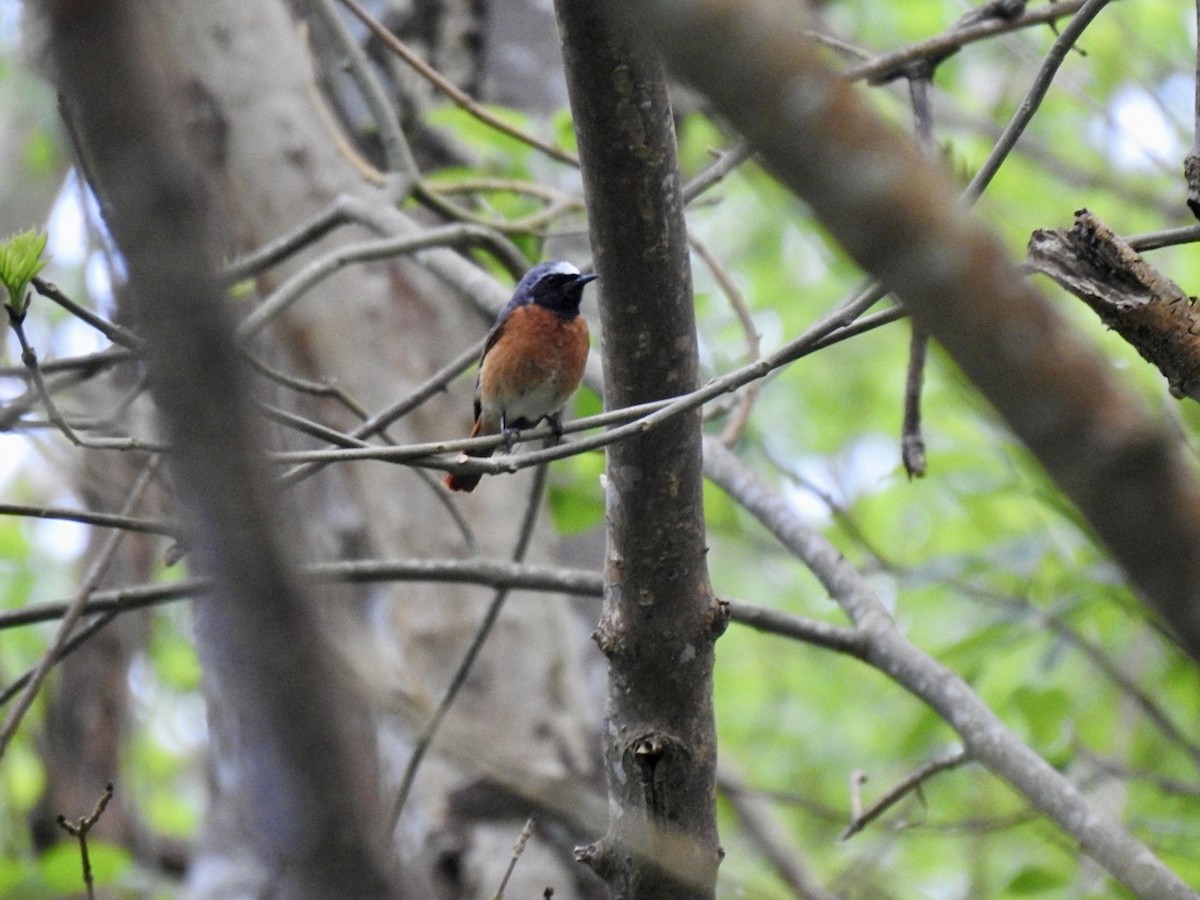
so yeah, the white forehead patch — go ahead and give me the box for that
[544,260,580,276]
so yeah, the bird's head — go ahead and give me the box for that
[514,260,597,317]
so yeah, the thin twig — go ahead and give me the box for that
[56,782,115,900]
[962,0,1114,203]
[32,277,144,351]
[0,345,132,381]
[844,1,1090,84]
[237,225,528,338]
[337,0,580,167]
[682,140,754,204]
[242,349,372,418]
[841,750,970,840]
[0,502,175,537]
[718,765,839,900]
[7,305,86,447]
[492,817,537,900]
[421,178,584,235]
[276,336,485,487]
[222,195,363,283]
[1125,223,1200,252]
[257,401,376,449]
[0,560,599,638]
[307,0,418,179]
[900,328,929,479]
[389,456,552,829]
[0,457,159,758]
[722,598,865,657]
[689,233,761,446]
[897,66,939,478]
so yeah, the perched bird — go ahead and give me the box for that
[444,261,595,493]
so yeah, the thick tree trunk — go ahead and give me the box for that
[556,3,723,897]
[38,0,602,895]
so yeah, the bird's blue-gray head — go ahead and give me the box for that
[512,260,597,318]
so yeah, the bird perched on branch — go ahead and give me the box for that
[443,261,595,493]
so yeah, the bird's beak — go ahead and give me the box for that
[576,273,598,286]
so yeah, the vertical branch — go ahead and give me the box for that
[55,783,114,900]
[900,324,929,478]
[554,2,723,897]
[901,72,935,479]
[1186,0,1200,219]
[42,1,402,895]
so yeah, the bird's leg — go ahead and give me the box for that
[499,413,520,453]
[546,412,564,444]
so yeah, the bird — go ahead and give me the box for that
[443,260,595,493]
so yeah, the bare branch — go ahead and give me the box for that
[306,0,417,180]
[1185,0,1200,219]
[702,438,1196,900]
[963,0,1114,202]
[719,764,839,900]
[689,233,761,445]
[614,0,1200,661]
[43,0,403,892]
[32,276,144,351]
[337,0,579,167]
[0,501,175,538]
[0,459,158,759]
[844,0,1093,86]
[55,782,116,900]
[238,225,528,338]
[1029,209,1200,402]
[840,750,970,840]
[388,463,551,828]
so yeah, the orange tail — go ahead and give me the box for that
[443,419,496,493]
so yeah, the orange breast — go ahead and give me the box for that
[477,305,589,430]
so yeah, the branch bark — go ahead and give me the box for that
[1029,209,1200,402]
[607,0,1200,660]
[1185,0,1200,219]
[703,438,1198,900]
[555,3,723,896]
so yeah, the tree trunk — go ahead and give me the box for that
[557,3,723,897]
[39,0,603,895]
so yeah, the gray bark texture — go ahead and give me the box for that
[38,0,604,895]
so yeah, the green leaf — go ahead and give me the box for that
[1011,685,1070,748]
[0,856,55,900]
[0,228,49,316]
[548,451,605,535]
[1006,864,1070,894]
[38,841,131,892]
[21,128,59,177]
[1,740,46,812]
[425,106,537,176]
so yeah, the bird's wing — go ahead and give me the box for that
[472,296,527,422]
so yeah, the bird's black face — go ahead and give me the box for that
[515,262,596,318]
[531,272,596,317]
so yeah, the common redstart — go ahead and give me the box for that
[443,261,595,493]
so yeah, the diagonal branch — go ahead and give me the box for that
[610,0,1200,661]
[702,437,1197,900]
[1029,209,1200,402]
[43,0,403,893]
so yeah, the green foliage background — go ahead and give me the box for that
[2,1,1199,898]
